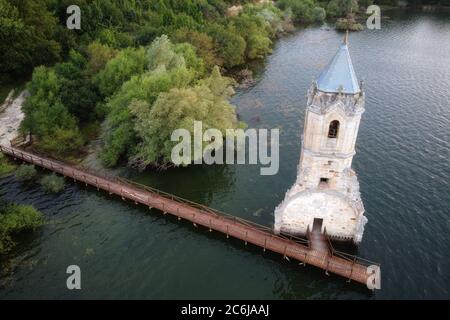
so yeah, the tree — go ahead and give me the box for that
[174,42,205,78]
[198,66,236,99]
[358,0,374,8]
[312,7,326,22]
[38,128,84,156]
[232,13,273,60]
[94,47,147,97]
[207,23,246,68]
[21,66,83,156]
[21,66,76,137]
[277,0,316,23]
[147,35,186,71]
[100,35,208,166]
[55,50,101,122]
[172,29,223,70]
[101,66,196,167]
[0,0,61,80]
[85,41,118,76]
[129,67,242,167]
[327,0,359,18]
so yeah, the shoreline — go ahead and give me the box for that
[0,91,27,147]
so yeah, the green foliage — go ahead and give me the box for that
[101,66,195,167]
[55,50,101,122]
[373,0,398,5]
[0,153,14,177]
[130,67,241,166]
[248,4,294,35]
[335,18,364,30]
[40,173,65,193]
[0,200,43,255]
[97,29,134,48]
[21,67,74,130]
[85,41,118,76]
[312,6,327,22]
[1,0,310,82]
[327,0,359,18]
[15,164,37,181]
[0,0,61,79]
[38,128,84,157]
[95,47,147,97]
[11,0,321,168]
[100,36,203,167]
[22,66,75,137]
[173,43,206,78]
[172,29,223,70]
[20,66,83,157]
[147,35,186,72]
[277,0,317,23]
[359,0,374,8]
[206,23,246,68]
[232,11,273,60]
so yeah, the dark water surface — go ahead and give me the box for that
[1,11,449,299]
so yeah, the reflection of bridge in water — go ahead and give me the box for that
[0,144,379,289]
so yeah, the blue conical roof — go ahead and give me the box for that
[316,41,360,94]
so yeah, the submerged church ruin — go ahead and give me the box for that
[274,34,367,244]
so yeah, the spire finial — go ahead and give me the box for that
[343,30,349,45]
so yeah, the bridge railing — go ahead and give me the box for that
[0,144,379,269]
[113,174,312,246]
[323,227,380,268]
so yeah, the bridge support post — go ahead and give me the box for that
[325,259,330,276]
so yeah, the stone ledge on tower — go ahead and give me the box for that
[274,168,366,244]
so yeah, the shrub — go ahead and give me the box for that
[312,7,326,23]
[15,164,37,181]
[327,0,359,18]
[40,174,65,193]
[0,154,15,177]
[94,47,147,97]
[172,29,223,70]
[206,23,246,68]
[0,202,43,255]
[335,18,364,31]
[37,128,84,158]
[277,0,316,23]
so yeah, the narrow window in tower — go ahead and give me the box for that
[328,120,340,138]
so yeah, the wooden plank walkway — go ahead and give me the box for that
[0,144,379,288]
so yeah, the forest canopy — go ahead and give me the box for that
[4,0,446,169]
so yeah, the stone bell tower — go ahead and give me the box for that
[274,34,367,244]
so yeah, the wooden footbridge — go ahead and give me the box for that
[0,144,380,289]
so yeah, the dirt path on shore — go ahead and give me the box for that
[0,91,28,146]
